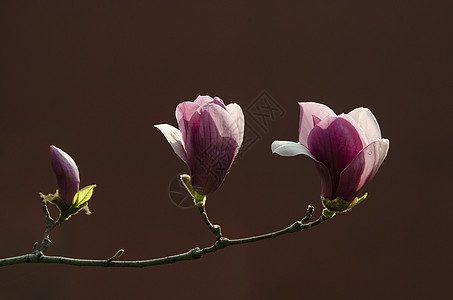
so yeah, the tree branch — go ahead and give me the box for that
[0,205,334,268]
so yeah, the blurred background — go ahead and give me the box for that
[1,1,452,299]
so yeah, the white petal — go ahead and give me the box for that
[154,124,187,163]
[347,107,382,142]
[271,140,315,159]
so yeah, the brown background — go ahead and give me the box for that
[1,1,452,299]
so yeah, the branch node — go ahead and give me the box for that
[292,221,303,232]
[215,237,229,249]
[212,225,222,241]
[189,247,203,259]
[35,251,44,262]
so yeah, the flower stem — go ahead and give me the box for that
[197,204,222,241]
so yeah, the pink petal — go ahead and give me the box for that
[307,116,365,196]
[175,101,200,145]
[335,139,389,201]
[212,97,228,110]
[312,115,322,126]
[185,103,240,195]
[347,107,382,142]
[193,95,214,107]
[298,102,336,147]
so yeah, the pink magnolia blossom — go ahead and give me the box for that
[50,145,80,206]
[272,102,389,209]
[156,96,244,196]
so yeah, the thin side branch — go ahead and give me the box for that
[197,204,222,241]
[37,199,60,253]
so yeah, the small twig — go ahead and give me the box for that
[301,205,314,223]
[31,242,38,252]
[104,249,125,266]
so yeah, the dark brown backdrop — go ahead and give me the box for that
[1,1,452,299]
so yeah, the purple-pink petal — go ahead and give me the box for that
[335,139,389,201]
[176,96,230,144]
[185,103,240,195]
[298,102,336,148]
[176,101,200,145]
[307,116,365,196]
[312,160,334,200]
[50,145,80,205]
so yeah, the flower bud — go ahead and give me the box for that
[46,145,95,220]
[50,145,80,206]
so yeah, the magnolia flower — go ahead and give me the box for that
[156,96,244,196]
[50,145,80,206]
[272,102,389,211]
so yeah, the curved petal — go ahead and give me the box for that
[307,116,365,195]
[347,107,382,142]
[226,103,245,148]
[185,104,239,195]
[212,97,228,110]
[175,101,201,145]
[154,124,188,164]
[271,140,315,159]
[50,145,80,205]
[193,95,214,107]
[338,113,369,145]
[335,139,389,201]
[298,102,337,147]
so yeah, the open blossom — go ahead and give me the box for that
[50,145,80,206]
[272,102,389,207]
[156,96,244,196]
